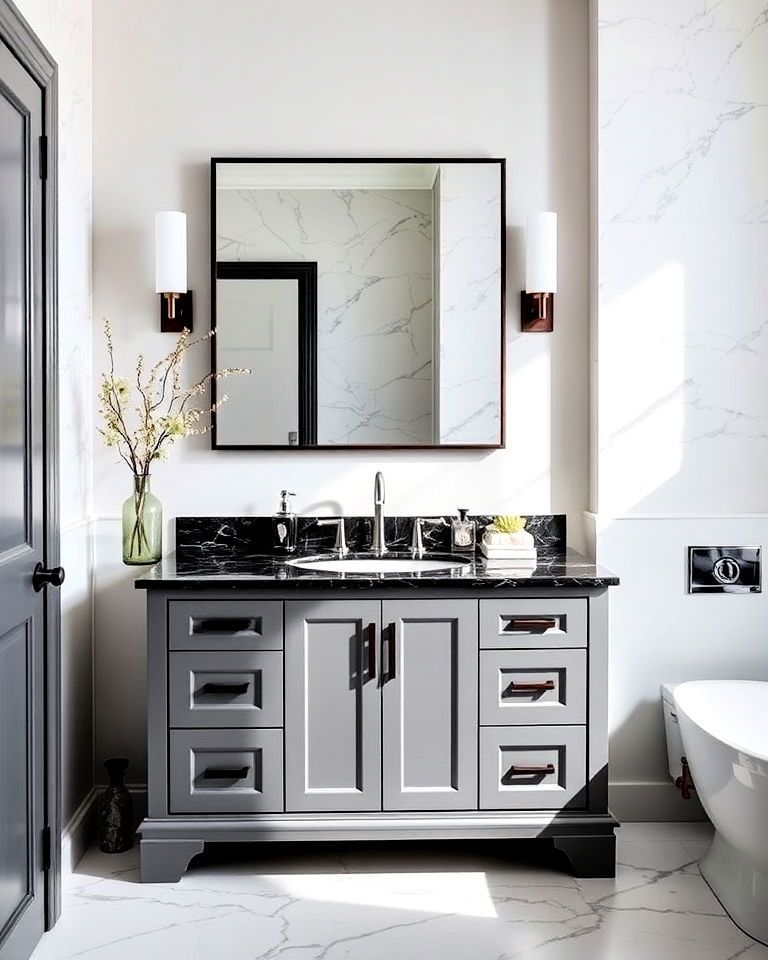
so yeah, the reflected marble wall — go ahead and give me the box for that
[217,188,434,444]
[437,163,502,444]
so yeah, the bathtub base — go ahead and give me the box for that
[701,831,768,946]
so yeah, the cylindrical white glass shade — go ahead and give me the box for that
[154,211,187,294]
[525,211,557,293]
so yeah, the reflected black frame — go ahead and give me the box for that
[210,157,506,450]
[212,261,318,447]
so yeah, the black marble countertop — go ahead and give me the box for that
[134,548,619,591]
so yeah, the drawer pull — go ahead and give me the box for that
[202,765,250,780]
[507,763,555,776]
[504,617,558,631]
[201,681,250,696]
[386,622,397,681]
[366,623,376,681]
[508,680,555,692]
[191,617,261,636]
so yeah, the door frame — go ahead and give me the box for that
[0,0,60,929]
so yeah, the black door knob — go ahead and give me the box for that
[32,563,65,592]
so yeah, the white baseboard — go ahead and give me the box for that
[610,780,708,822]
[61,787,99,875]
[61,784,148,873]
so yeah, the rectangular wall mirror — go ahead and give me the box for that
[211,158,505,449]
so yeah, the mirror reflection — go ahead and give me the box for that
[212,159,504,448]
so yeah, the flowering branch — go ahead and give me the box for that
[98,319,250,476]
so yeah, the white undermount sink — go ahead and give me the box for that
[286,555,470,574]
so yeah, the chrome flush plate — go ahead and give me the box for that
[688,546,761,594]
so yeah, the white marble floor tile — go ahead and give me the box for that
[31,827,768,960]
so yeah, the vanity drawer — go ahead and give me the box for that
[479,726,587,810]
[479,649,586,725]
[169,651,283,728]
[479,599,586,649]
[169,729,283,814]
[168,600,283,651]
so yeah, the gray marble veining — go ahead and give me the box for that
[31,824,768,960]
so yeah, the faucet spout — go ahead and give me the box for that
[373,471,388,556]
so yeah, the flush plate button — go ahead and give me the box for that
[688,546,761,594]
[713,557,740,584]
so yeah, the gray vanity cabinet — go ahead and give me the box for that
[382,599,478,811]
[284,600,381,812]
[138,581,617,884]
[284,598,477,812]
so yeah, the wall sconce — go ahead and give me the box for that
[155,211,193,332]
[521,211,557,332]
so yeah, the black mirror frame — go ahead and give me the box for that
[210,157,506,450]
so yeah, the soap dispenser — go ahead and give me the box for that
[272,490,297,555]
[451,508,476,553]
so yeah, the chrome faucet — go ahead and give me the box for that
[411,517,448,558]
[317,517,348,558]
[372,472,388,556]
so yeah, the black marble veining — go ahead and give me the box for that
[175,514,567,559]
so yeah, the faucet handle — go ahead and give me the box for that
[411,517,448,557]
[317,518,348,558]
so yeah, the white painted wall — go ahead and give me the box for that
[92,0,591,778]
[594,0,768,819]
[13,0,93,825]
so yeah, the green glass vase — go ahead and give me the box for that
[122,475,162,565]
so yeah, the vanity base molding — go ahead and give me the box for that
[138,813,618,882]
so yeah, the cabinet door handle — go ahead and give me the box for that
[366,622,376,681]
[387,622,396,681]
[201,681,250,696]
[508,680,555,691]
[506,617,557,631]
[202,765,250,780]
[507,763,555,775]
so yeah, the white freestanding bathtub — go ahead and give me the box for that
[674,680,768,945]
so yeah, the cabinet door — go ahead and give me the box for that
[382,599,478,811]
[285,600,381,811]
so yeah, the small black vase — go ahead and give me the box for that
[99,757,133,853]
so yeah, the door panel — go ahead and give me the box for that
[0,84,28,555]
[382,599,478,811]
[285,600,381,811]
[0,37,46,960]
[0,624,32,934]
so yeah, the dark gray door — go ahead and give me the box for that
[285,600,381,811]
[0,37,48,960]
[382,599,478,811]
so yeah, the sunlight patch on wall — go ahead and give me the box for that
[599,262,684,516]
